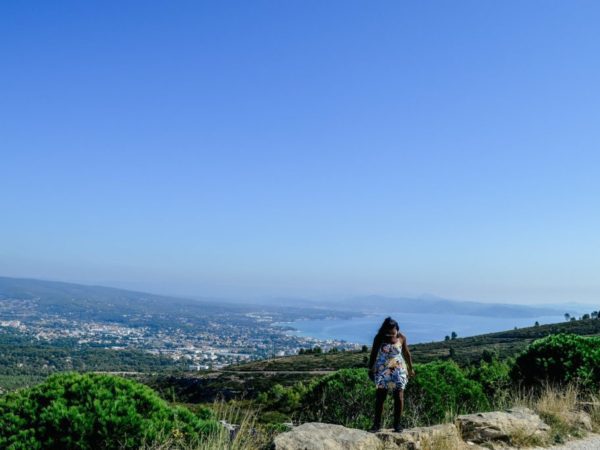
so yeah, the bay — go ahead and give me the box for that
[276,312,566,345]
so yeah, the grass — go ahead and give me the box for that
[506,425,549,448]
[590,394,600,432]
[535,384,587,443]
[504,384,594,446]
[144,400,276,450]
[419,432,463,450]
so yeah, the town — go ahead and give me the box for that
[0,294,360,371]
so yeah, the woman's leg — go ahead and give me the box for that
[393,389,404,431]
[371,388,387,431]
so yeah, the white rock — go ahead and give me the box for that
[272,422,383,450]
[456,407,550,444]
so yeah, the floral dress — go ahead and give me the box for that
[374,340,409,391]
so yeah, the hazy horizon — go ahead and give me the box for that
[2,2,600,306]
[0,274,593,312]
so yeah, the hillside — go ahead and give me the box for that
[147,317,600,402]
[0,276,359,391]
[231,316,600,371]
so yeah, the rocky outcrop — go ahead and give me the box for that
[273,407,592,450]
[377,423,463,449]
[272,422,382,450]
[456,407,550,444]
[273,422,471,450]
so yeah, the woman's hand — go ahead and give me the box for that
[408,368,416,378]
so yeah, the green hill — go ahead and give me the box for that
[146,317,600,403]
[229,316,600,370]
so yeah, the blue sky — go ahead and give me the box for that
[1,1,599,304]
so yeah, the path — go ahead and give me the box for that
[533,434,600,450]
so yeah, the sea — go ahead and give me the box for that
[275,312,566,345]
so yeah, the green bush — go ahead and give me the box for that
[511,333,600,389]
[405,361,489,425]
[466,358,512,405]
[0,372,217,449]
[298,362,489,429]
[298,368,374,429]
[256,383,305,414]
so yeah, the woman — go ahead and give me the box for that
[368,317,415,432]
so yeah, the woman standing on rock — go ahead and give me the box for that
[368,317,415,432]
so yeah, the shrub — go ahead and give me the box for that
[256,383,304,414]
[298,362,489,429]
[511,333,600,389]
[466,358,512,406]
[298,368,374,429]
[0,372,217,449]
[405,361,489,425]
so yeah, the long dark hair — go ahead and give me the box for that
[376,317,399,339]
[368,317,400,369]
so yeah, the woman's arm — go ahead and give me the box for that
[401,333,415,377]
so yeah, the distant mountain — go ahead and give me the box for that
[0,276,253,322]
[0,276,356,324]
[0,276,568,320]
[329,295,566,318]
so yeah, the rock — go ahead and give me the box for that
[219,419,240,440]
[456,407,550,444]
[272,422,383,450]
[377,423,464,449]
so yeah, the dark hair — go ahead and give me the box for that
[376,317,399,338]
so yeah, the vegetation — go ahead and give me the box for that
[511,333,600,389]
[0,372,217,449]
[297,368,374,429]
[230,316,600,374]
[404,361,489,426]
[1,316,600,448]
[0,328,181,391]
[252,332,600,442]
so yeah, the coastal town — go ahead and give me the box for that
[0,294,360,371]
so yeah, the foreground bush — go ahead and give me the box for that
[511,333,600,389]
[405,361,489,425]
[298,362,489,429]
[298,368,374,429]
[466,357,513,406]
[0,372,217,449]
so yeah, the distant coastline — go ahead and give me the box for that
[274,312,567,345]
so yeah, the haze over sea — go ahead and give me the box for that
[277,312,567,345]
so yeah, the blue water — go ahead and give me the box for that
[277,313,566,345]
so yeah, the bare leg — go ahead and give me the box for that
[371,388,387,431]
[393,389,404,432]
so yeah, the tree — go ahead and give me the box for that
[0,372,217,449]
[481,349,497,363]
[534,321,540,327]
[444,335,450,341]
[361,345,368,353]
[564,313,570,321]
[591,311,599,319]
[582,313,590,320]
[451,331,458,340]
[511,333,600,389]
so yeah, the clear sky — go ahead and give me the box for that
[1,1,599,305]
